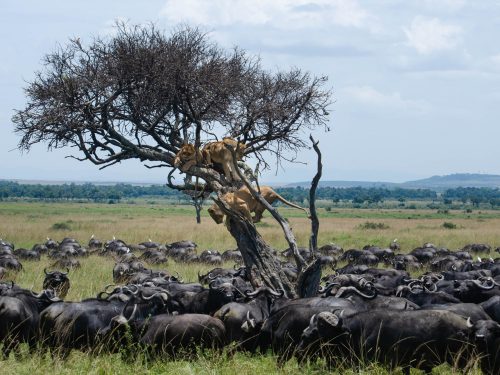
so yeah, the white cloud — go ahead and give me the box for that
[160,0,374,31]
[422,0,466,11]
[343,85,429,113]
[403,16,462,54]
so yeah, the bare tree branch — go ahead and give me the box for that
[309,135,322,253]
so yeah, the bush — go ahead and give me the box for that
[358,221,389,230]
[51,222,72,230]
[442,222,457,229]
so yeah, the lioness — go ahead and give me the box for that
[203,138,246,181]
[173,138,246,181]
[173,144,207,172]
[208,186,309,224]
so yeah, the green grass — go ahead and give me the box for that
[5,347,474,375]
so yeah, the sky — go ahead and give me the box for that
[1,0,500,184]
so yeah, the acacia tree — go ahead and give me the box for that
[13,24,331,297]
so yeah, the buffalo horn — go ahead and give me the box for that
[471,279,495,290]
[208,279,219,289]
[244,287,264,298]
[43,268,54,276]
[408,280,423,288]
[126,304,138,323]
[140,291,164,301]
[268,288,285,298]
[30,289,44,298]
[323,282,342,296]
[309,314,316,326]
[395,286,406,297]
[104,284,116,293]
[335,286,377,299]
[126,284,140,294]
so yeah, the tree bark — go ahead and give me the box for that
[309,135,322,253]
[194,199,202,224]
[221,208,298,298]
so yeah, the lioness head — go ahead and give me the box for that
[174,144,196,167]
[208,204,225,224]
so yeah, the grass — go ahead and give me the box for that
[0,200,499,373]
[6,347,472,375]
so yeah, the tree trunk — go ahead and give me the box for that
[195,202,201,224]
[309,135,322,253]
[224,214,298,298]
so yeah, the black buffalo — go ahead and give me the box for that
[43,268,70,298]
[297,309,475,373]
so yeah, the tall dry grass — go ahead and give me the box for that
[2,202,499,252]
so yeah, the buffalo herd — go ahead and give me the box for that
[1,236,500,373]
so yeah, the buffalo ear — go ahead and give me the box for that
[317,312,340,329]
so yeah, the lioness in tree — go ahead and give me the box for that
[203,138,246,181]
[208,186,310,225]
[173,138,246,181]
[173,144,206,172]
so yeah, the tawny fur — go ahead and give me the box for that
[173,138,245,181]
[208,186,309,225]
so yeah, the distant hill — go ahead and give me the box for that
[286,180,398,189]
[286,173,500,191]
[400,174,500,190]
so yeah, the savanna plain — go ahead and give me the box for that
[1,200,499,374]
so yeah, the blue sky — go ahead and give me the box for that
[1,0,500,184]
